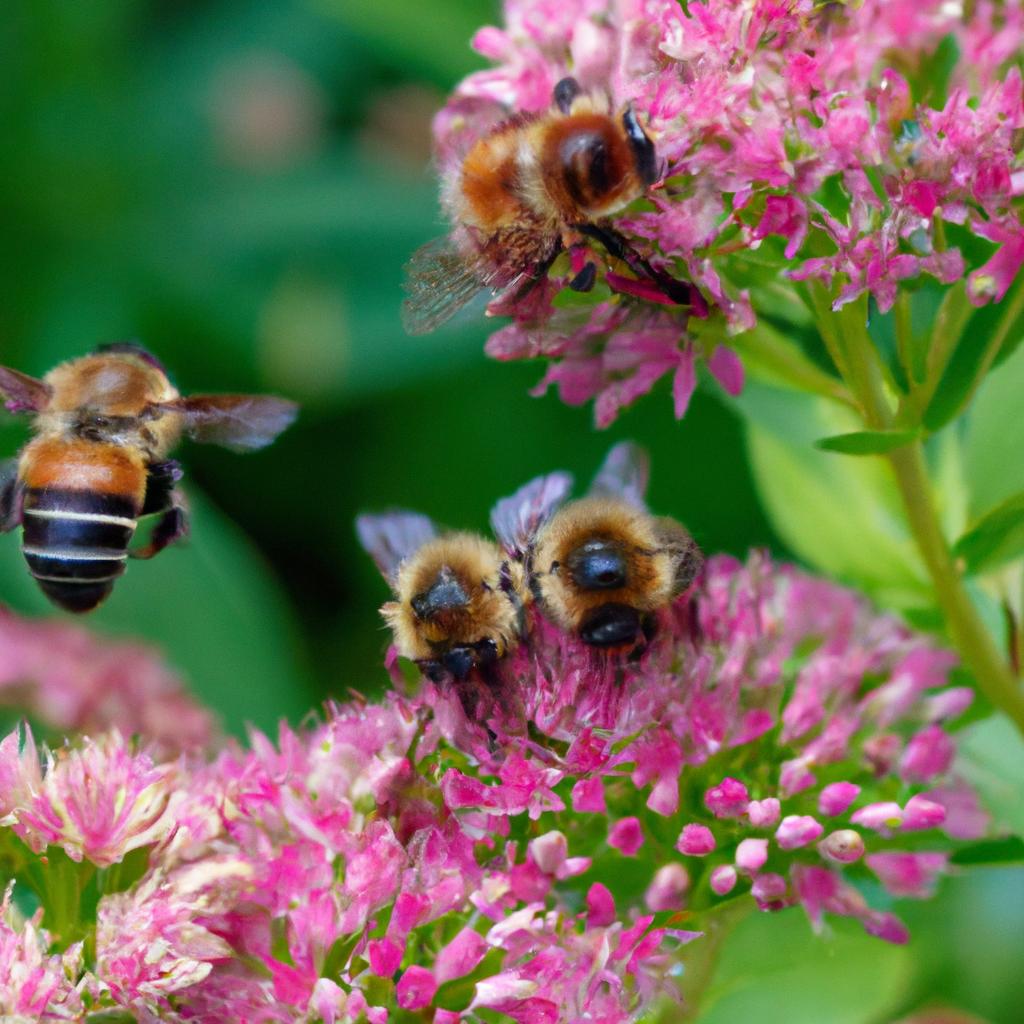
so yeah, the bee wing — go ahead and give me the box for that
[401,236,489,336]
[156,395,298,452]
[490,471,574,558]
[356,510,438,585]
[0,458,24,532]
[589,441,650,508]
[0,366,52,414]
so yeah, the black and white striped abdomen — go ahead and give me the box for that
[21,489,138,613]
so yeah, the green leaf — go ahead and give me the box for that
[815,429,918,455]
[964,341,1024,517]
[957,716,1024,836]
[951,836,1024,866]
[953,491,1024,575]
[731,381,928,607]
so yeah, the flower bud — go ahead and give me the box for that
[817,829,865,864]
[710,865,737,895]
[645,863,690,911]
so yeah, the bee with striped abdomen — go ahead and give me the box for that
[402,76,697,335]
[506,443,703,656]
[0,343,297,612]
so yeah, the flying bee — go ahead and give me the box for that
[402,76,698,335]
[0,343,298,613]
[505,442,703,655]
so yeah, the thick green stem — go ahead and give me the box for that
[887,443,1024,729]
[826,300,1024,733]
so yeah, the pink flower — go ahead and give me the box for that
[396,966,438,1010]
[747,798,781,828]
[13,730,174,867]
[645,863,690,911]
[817,829,866,864]
[775,815,824,851]
[704,777,750,818]
[866,852,948,898]
[735,838,769,874]
[608,817,644,855]
[586,883,616,927]
[677,823,716,855]
[818,782,861,817]
[710,865,738,896]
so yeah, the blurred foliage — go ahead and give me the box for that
[0,1,1021,1020]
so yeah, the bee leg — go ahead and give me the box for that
[569,261,597,292]
[0,461,24,532]
[506,247,563,305]
[575,223,701,309]
[131,462,189,559]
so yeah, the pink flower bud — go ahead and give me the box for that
[817,829,865,864]
[676,823,716,856]
[645,863,690,911]
[704,777,750,818]
[747,798,781,827]
[850,801,903,831]
[775,814,824,850]
[586,882,616,927]
[571,776,606,813]
[608,817,644,856]
[899,725,954,783]
[900,794,946,832]
[735,838,769,873]
[751,872,789,908]
[528,830,568,874]
[396,966,437,1010]
[367,937,402,977]
[923,687,973,722]
[862,911,910,945]
[710,865,737,895]
[818,781,861,816]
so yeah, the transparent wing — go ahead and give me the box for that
[157,395,298,452]
[401,236,489,336]
[590,441,650,508]
[355,510,438,585]
[0,366,51,414]
[0,458,23,532]
[490,470,574,558]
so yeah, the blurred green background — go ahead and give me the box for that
[0,2,1019,1021]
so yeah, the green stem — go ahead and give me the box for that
[905,280,972,420]
[893,290,915,385]
[829,300,1024,733]
[887,443,1024,729]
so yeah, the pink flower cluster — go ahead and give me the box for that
[0,609,214,755]
[0,555,986,1021]
[436,0,1024,423]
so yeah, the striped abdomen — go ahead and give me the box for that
[18,438,146,613]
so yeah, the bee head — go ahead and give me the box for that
[579,603,641,648]
[411,566,470,621]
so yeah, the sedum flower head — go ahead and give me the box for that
[432,0,1024,423]
[9,729,176,867]
[0,554,988,1019]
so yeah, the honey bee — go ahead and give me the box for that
[402,76,696,335]
[0,343,298,613]
[357,471,573,684]
[505,442,703,654]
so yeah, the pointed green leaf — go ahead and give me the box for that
[953,491,1024,575]
[815,429,918,455]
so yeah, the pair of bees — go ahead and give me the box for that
[357,444,703,684]
[0,344,297,612]
[403,75,698,334]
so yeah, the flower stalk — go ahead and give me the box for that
[812,292,1024,734]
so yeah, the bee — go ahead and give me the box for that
[0,343,298,613]
[357,470,573,683]
[508,442,703,654]
[402,76,696,335]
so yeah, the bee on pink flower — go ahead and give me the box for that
[403,74,700,335]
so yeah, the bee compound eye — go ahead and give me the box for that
[475,638,499,666]
[622,104,658,186]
